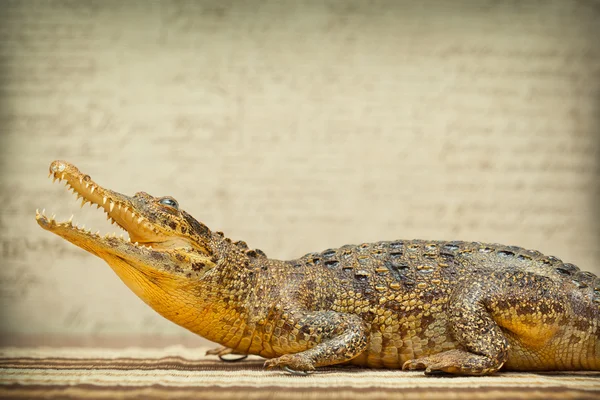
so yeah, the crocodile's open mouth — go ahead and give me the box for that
[36,160,173,254]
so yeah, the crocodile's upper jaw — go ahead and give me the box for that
[35,160,209,268]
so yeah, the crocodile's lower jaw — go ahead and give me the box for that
[36,211,155,258]
[36,211,206,329]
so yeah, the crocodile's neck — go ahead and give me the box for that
[105,231,269,343]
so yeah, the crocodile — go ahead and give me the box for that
[36,160,600,375]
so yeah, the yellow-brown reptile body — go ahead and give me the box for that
[37,161,600,375]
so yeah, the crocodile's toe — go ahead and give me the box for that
[264,354,316,373]
[402,350,500,376]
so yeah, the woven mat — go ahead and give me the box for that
[1,346,599,400]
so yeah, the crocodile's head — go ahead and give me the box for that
[36,161,218,304]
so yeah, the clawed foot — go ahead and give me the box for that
[264,354,316,375]
[402,350,499,376]
[206,346,248,362]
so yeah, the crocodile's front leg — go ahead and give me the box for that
[264,310,368,372]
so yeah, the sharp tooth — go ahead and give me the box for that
[36,208,39,214]
[80,199,87,208]
[96,204,101,209]
[95,230,100,235]
[68,215,74,223]
[131,212,136,221]
[85,182,90,189]
[48,172,52,178]
[81,224,85,230]
[61,173,65,180]
[103,197,107,205]
[109,202,115,212]
[117,204,122,210]
[52,176,57,183]
[51,213,56,220]
[106,214,111,221]
[42,208,46,215]
[90,186,95,194]
[134,242,139,246]
[137,216,144,224]
[79,177,83,184]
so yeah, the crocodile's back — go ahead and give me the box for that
[290,240,600,370]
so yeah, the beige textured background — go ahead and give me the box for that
[0,0,599,344]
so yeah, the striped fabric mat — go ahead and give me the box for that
[1,346,599,399]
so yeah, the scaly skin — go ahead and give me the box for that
[36,161,600,375]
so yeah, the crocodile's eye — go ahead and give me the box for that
[158,197,179,209]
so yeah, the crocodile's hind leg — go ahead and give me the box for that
[403,280,509,375]
[264,310,368,372]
